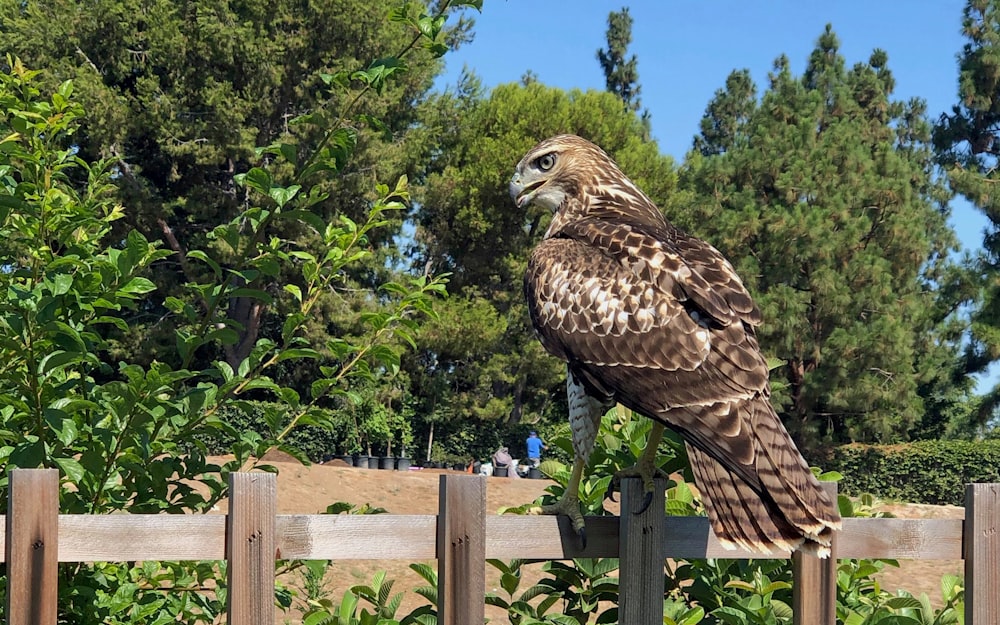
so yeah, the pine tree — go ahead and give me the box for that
[596,7,650,129]
[934,0,1000,422]
[694,69,756,156]
[681,26,974,448]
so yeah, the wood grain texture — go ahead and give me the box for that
[0,513,969,562]
[838,518,963,560]
[965,483,1000,625]
[792,482,837,625]
[620,477,667,624]
[226,472,277,625]
[6,468,59,625]
[438,475,486,625]
[277,514,436,559]
[485,515,620,559]
[59,515,226,560]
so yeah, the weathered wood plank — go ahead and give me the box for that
[485,515,619,559]
[792,482,837,625]
[277,514,437,559]
[0,511,969,562]
[438,475,486,625]
[620,477,666,624]
[226,472,277,625]
[838,518,963,560]
[59,515,226,561]
[966,483,1000,625]
[6,468,59,625]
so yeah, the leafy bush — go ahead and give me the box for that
[0,22,447,618]
[830,440,1000,505]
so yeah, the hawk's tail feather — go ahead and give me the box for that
[687,397,840,557]
[689,444,805,555]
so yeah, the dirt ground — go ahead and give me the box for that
[240,454,963,623]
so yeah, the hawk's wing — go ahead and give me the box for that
[525,216,768,462]
[527,216,838,552]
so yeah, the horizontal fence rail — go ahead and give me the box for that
[4,469,998,625]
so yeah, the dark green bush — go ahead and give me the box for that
[831,440,1000,505]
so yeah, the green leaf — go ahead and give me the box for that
[677,606,706,625]
[885,596,924,610]
[49,272,73,295]
[269,184,300,208]
[231,287,274,304]
[54,456,86,483]
[119,277,157,295]
[237,167,272,195]
[38,350,78,375]
[276,348,321,362]
[186,250,222,278]
[283,284,302,303]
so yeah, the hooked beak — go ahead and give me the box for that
[509,172,545,209]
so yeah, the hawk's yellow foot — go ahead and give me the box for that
[605,422,667,515]
[527,455,588,547]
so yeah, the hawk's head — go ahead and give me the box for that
[510,134,666,238]
[509,134,615,211]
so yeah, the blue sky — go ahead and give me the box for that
[435,0,986,254]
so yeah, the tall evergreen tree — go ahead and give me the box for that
[694,69,756,156]
[680,27,974,449]
[596,6,650,129]
[934,0,1000,422]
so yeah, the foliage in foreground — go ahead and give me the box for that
[283,410,965,625]
[0,1,455,612]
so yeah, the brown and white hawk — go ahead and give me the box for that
[510,134,840,555]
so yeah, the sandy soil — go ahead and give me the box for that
[231,454,963,623]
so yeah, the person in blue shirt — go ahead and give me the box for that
[525,431,547,468]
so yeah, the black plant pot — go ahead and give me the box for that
[353,454,369,468]
[379,455,395,470]
[493,465,508,477]
[341,454,356,467]
[367,456,379,469]
[396,457,411,471]
[528,467,542,479]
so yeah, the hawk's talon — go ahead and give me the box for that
[605,458,669,511]
[528,495,587,548]
[635,490,654,515]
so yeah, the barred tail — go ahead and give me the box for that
[687,398,841,557]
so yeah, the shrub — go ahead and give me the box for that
[830,440,1000,505]
[0,41,445,620]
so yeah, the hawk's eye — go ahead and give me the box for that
[536,153,556,171]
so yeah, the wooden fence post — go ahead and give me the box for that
[792,481,837,625]
[966,483,1000,625]
[6,468,59,625]
[619,476,667,623]
[437,474,486,625]
[226,472,277,625]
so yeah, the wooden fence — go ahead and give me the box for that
[3,468,998,625]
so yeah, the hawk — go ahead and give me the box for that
[510,135,840,555]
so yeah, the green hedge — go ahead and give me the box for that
[192,402,352,463]
[831,440,1000,506]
